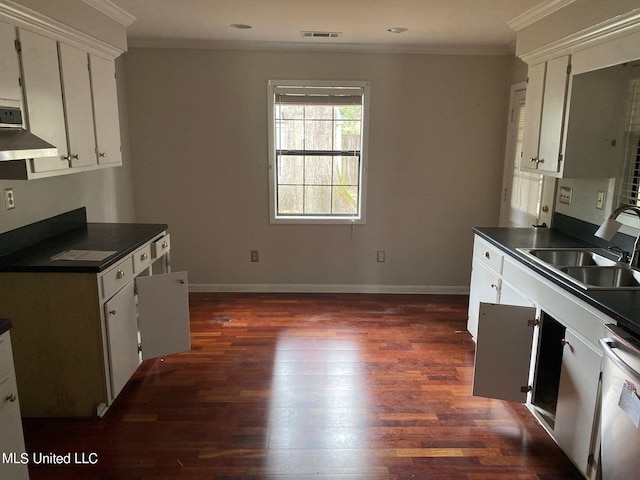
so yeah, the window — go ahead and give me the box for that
[267,80,370,223]
[620,75,640,207]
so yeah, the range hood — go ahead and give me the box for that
[0,103,58,161]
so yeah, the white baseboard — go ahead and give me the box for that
[188,283,470,295]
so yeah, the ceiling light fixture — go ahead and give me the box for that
[387,27,409,34]
[230,24,252,29]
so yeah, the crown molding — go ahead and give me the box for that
[0,0,123,57]
[508,0,576,32]
[127,37,513,56]
[82,0,136,27]
[519,7,640,64]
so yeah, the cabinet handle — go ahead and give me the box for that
[116,269,125,279]
[61,155,71,161]
[561,339,570,347]
[5,393,16,403]
[99,152,107,158]
[179,279,185,284]
[109,309,116,315]
[71,154,80,160]
[530,157,537,163]
[491,283,498,289]
[162,241,168,248]
[141,253,148,260]
[537,158,544,164]
[483,251,490,259]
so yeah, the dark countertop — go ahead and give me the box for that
[474,227,640,336]
[0,319,12,336]
[0,222,167,273]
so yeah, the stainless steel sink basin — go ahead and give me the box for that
[518,248,617,268]
[559,266,640,289]
[516,247,640,290]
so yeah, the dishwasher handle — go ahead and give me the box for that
[601,337,640,381]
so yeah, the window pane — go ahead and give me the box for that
[278,156,304,184]
[276,119,304,150]
[305,156,332,185]
[305,105,333,120]
[278,185,303,214]
[279,105,304,120]
[337,105,361,120]
[304,186,331,213]
[332,186,358,214]
[335,121,361,151]
[305,119,333,150]
[333,156,359,186]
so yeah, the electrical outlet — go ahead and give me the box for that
[377,251,385,263]
[596,191,606,210]
[250,250,259,262]
[4,188,15,210]
[558,186,573,205]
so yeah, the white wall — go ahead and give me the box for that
[124,48,511,291]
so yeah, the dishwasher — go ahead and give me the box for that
[600,324,640,479]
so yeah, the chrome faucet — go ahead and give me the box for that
[595,205,640,268]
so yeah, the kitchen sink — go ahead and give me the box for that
[518,248,617,268]
[516,247,640,290]
[559,266,640,289]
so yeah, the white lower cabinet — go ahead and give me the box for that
[0,331,29,479]
[0,232,190,418]
[470,235,605,479]
[104,271,190,400]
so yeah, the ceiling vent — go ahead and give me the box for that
[300,31,342,39]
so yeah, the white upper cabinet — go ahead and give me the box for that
[0,21,21,102]
[0,15,123,180]
[59,43,97,168]
[521,56,570,176]
[18,28,69,174]
[90,53,122,166]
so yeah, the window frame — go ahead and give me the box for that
[267,79,370,224]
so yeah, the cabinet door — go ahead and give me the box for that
[0,333,29,480]
[537,55,570,174]
[0,22,21,102]
[554,329,602,476]
[136,271,190,359]
[467,259,500,339]
[472,303,537,403]
[104,281,140,398]
[59,43,96,168]
[89,54,122,165]
[520,62,545,172]
[19,29,68,173]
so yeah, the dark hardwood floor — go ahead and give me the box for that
[21,293,582,479]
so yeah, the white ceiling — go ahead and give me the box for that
[110,0,550,54]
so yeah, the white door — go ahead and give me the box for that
[136,271,190,359]
[472,303,536,403]
[58,43,96,168]
[538,55,571,174]
[520,63,545,171]
[104,281,140,399]
[89,54,122,165]
[554,329,602,476]
[500,83,544,227]
[19,29,68,173]
[0,22,21,102]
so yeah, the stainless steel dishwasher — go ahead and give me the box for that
[600,324,640,479]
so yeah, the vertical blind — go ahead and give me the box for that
[509,101,543,227]
[620,76,640,207]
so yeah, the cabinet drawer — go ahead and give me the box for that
[101,256,134,299]
[151,234,170,259]
[133,244,152,274]
[473,236,504,274]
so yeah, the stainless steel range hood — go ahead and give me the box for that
[0,103,58,161]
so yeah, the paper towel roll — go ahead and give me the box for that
[595,218,623,240]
